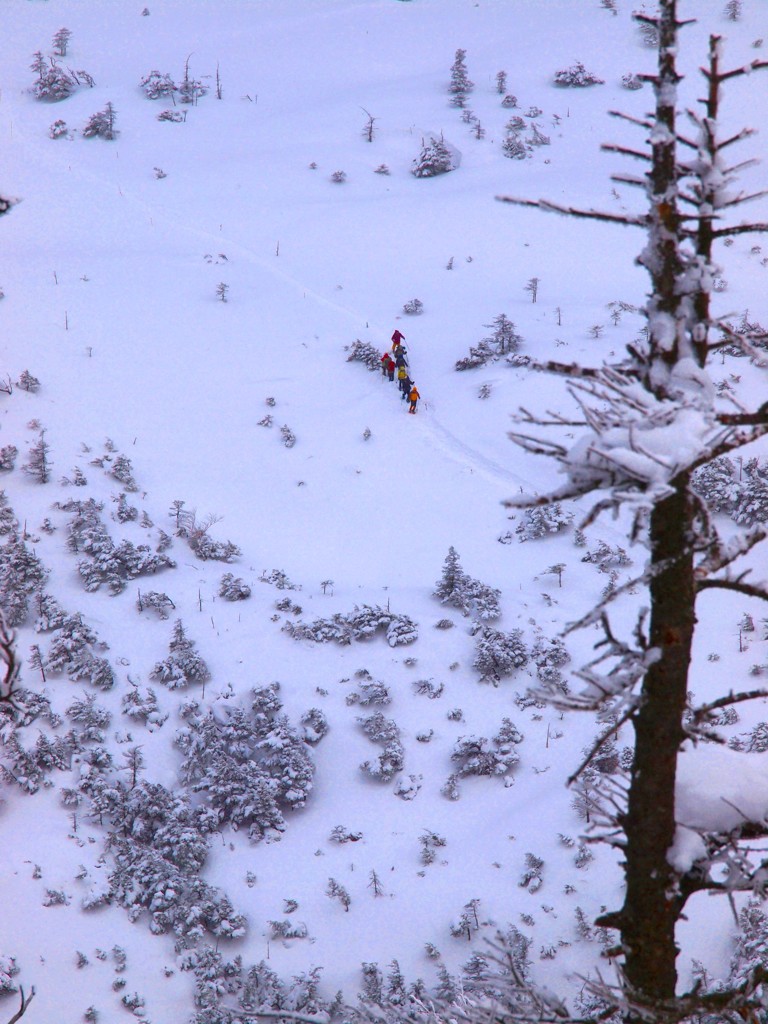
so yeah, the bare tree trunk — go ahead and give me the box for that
[619,475,695,999]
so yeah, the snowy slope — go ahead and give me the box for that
[1,1,768,1021]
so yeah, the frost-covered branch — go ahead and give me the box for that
[495,194,646,228]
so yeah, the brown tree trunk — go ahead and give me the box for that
[620,473,695,1000]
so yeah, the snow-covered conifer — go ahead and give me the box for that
[412,136,456,178]
[473,626,528,682]
[218,572,251,600]
[83,103,118,140]
[151,619,211,689]
[515,503,574,541]
[23,430,52,483]
[52,28,72,56]
[448,48,474,107]
[140,70,177,99]
[553,61,604,87]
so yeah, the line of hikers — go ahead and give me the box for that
[381,329,421,413]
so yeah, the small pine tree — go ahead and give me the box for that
[150,619,211,689]
[52,28,72,56]
[23,430,52,483]
[83,103,118,140]
[448,48,474,107]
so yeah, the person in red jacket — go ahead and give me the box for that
[380,352,391,377]
[408,383,420,413]
[386,355,396,381]
[391,329,406,350]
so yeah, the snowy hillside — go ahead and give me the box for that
[1,1,768,1021]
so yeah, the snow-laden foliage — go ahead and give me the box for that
[357,711,405,782]
[473,626,528,683]
[553,61,605,87]
[346,338,383,372]
[283,604,417,646]
[433,546,501,620]
[443,718,524,798]
[151,619,211,689]
[412,135,459,178]
[455,314,523,370]
[175,683,319,840]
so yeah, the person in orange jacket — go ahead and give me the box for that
[408,383,420,413]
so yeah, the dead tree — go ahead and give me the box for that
[498,0,768,1014]
[5,985,35,1024]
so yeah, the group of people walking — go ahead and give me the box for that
[381,329,420,413]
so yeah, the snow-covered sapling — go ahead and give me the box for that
[140,70,177,99]
[450,898,481,941]
[150,619,210,689]
[448,48,474,107]
[219,572,251,601]
[326,878,351,911]
[52,27,73,56]
[83,103,118,140]
[553,62,604,87]
[330,170,347,183]
[23,431,52,483]
[496,70,508,94]
[17,370,40,392]
[519,852,544,892]
[524,277,540,303]
[515,503,574,541]
[412,135,455,178]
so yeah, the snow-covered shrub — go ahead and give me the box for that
[553,61,604,87]
[473,626,528,682]
[175,686,316,842]
[173,505,241,562]
[283,604,417,647]
[420,830,447,865]
[260,568,300,590]
[219,572,251,601]
[0,954,19,995]
[45,612,115,691]
[412,135,457,178]
[280,424,296,448]
[502,132,527,160]
[66,693,111,743]
[140,70,177,99]
[358,711,404,781]
[0,446,18,472]
[136,590,175,619]
[402,298,424,315]
[455,314,523,369]
[621,71,643,89]
[83,103,118,139]
[300,707,328,744]
[23,431,52,483]
[30,53,79,101]
[519,851,544,892]
[530,634,570,690]
[447,719,523,797]
[515,503,574,541]
[329,824,363,843]
[121,684,168,730]
[581,539,632,568]
[433,546,501,620]
[158,109,184,122]
[330,170,347,183]
[347,680,391,706]
[0,530,48,626]
[450,898,481,940]
[692,455,740,512]
[448,48,474,107]
[16,370,40,392]
[346,338,382,372]
[151,619,210,689]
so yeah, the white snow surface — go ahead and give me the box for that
[0,0,768,1020]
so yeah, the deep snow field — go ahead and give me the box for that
[1,1,768,1021]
